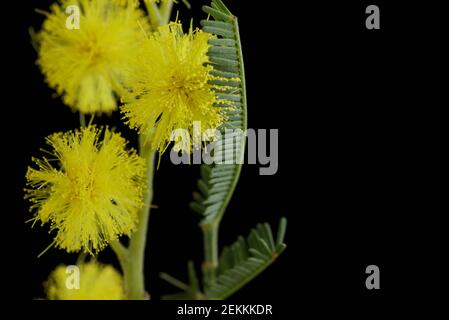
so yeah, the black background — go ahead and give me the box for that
[1,0,447,301]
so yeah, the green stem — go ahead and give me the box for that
[109,2,173,300]
[79,113,86,127]
[125,138,155,300]
[160,0,174,24]
[159,272,189,291]
[110,240,128,271]
[145,1,163,30]
[201,221,219,286]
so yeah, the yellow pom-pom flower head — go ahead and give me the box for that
[36,0,148,114]
[45,262,124,300]
[25,126,147,254]
[122,22,228,153]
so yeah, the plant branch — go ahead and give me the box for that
[160,272,190,291]
[109,0,176,299]
[123,137,155,300]
[79,113,86,127]
[110,240,128,271]
[160,0,174,24]
[145,1,163,30]
[201,221,219,287]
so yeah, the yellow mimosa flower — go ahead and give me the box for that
[25,126,147,254]
[36,0,148,113]
[122,22,227,153]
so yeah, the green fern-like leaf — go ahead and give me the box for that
[206,217,287,300]
[189,0,247,225]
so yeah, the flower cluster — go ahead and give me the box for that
[28,0,233,300]
[26,126,147,254]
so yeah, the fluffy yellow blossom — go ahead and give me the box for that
[45,262,124,300]
[36,0,148,114]
[121,22,225,153]
[25,126,147,254]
